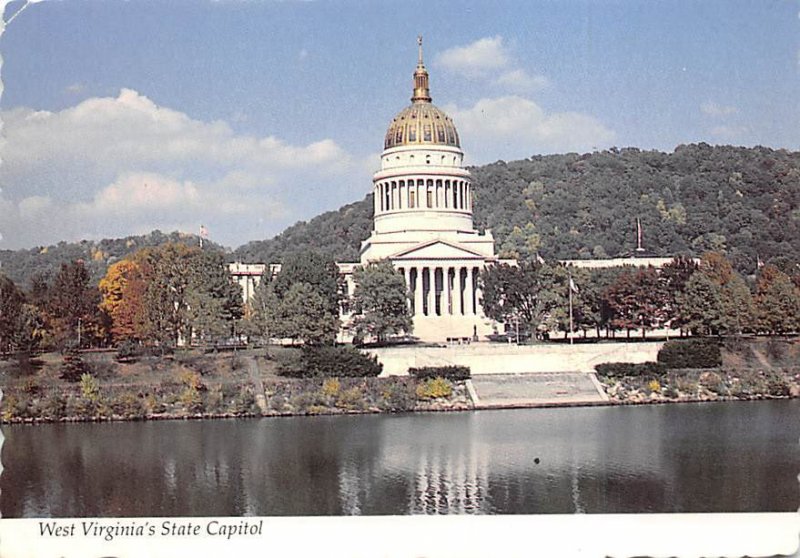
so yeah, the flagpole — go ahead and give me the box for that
[568,272,574,346]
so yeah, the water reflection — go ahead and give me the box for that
[0,400,797,517]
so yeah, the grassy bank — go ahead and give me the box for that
[0,347,471,423]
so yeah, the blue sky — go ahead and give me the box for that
[0,0,797,250]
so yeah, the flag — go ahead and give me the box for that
[569,277,579,294]
[756,254,764,269]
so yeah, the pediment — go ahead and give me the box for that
[389,240,488,261]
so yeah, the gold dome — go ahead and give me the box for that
[384,37,461,150]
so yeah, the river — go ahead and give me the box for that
[1,400,797,516]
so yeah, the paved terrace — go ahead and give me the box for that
[468,372,608,408]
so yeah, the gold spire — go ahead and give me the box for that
[411,35,432,103]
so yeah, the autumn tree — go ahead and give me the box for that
[351,261,412,343]
[99,259,150,343]
[604,266,669,338]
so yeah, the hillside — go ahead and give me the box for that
[2,143,799,287]
[0,230,224,287]
[233,143,800,271]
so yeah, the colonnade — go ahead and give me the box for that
[397,265,482,317]
[375,177,471,214]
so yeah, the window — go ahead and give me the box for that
[436,126,445,142]
[423,125,432,141]
[408,127,416,142]
[395,128,403,143]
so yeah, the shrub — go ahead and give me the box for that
[86,359,116,380]
[277,346,382,378]
[111,392,145,419]
[657,339,721,369]
[647,379,661,393]
[268,394,287,412]
[765,372,790,397]
[416,377,453,400]
[80,373,101,403]
[380,381,417,412]
[116,340,142,362]
[335,386,365,410]
[42,392,67,419]
[232,387,259,415]
[204,386,226,414]
[594,362,667,378]
[179,386,204,414]
[178,370,205,391]
[60,352,89,382]
[322,378,341,397]
[408,365,471,381]
[698,371,727,394]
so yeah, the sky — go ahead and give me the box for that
[0,0,798,251]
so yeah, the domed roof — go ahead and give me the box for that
[384,37,461,150]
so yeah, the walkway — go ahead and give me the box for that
[469,372,608,408]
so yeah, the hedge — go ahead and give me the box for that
[277,346,383,378]
[408,365,471,381]
[594,362,667,378]
[657,339,721,369]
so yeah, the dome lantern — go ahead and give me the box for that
[411,35,432,103]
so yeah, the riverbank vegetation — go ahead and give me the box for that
[0,348,470,423]
[596,337,800,404]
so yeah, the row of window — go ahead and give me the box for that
[376,178,471,212]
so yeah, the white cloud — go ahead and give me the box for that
[494,69,549,93]
[447,96,615,160]
[65,83,84,94]
[701,101,738,117]
[0,89,364,249]
[436,36,510,77]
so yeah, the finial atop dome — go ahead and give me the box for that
[412,35,432,103]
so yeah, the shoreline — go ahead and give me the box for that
[2,388,795,425]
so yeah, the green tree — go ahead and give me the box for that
[271,282,339,345]
[480,261,561,338]
[272,251,342,318]
[674,272,723,336]
[754,265,800,335]
[243,271,280,342]
[719,273,755,335]
[46,261,104,348]
[351,261,412,343]
[0,274,24,353]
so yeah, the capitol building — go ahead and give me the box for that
[231,39,506,343]
[229,39,675,343]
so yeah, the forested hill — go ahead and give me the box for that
[234,144,800,272]
[0,230,223,287]
[2,144,799,287]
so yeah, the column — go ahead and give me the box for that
[444,267,452,315]
[466,267,475,315]
[414,267,423,317]
[405,267,413,313]
[426,267,434,316]
[454,267,463,316]
[474,265,482,317]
